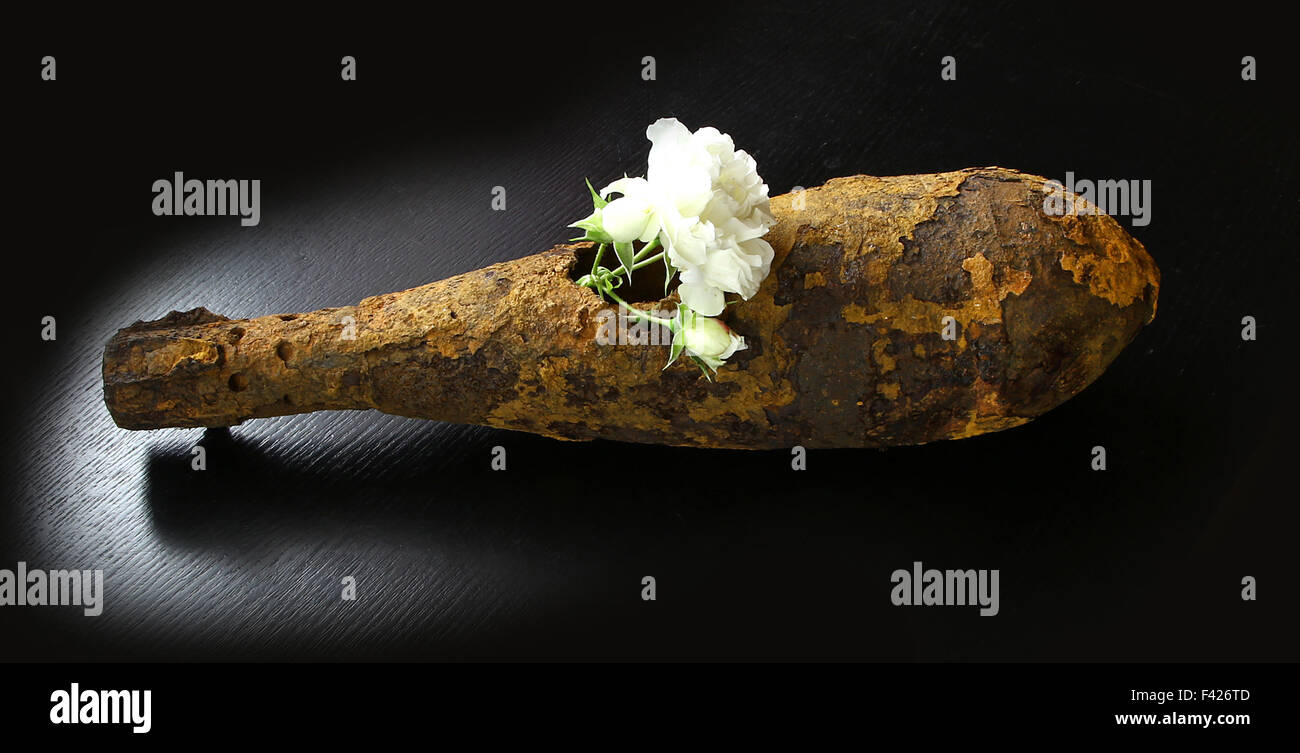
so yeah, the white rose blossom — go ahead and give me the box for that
[570,118,774,377]
[599,118,775,316]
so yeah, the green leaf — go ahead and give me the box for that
[663,307,685,370]
[586,178,608,209]
[571,230,613,244]
[663,251,677,296]
[568,211,612,244]
[689,355,715,382]
[614,241,635,281]
[666,333,685,368]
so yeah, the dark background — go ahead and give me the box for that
[3,3,1296,660]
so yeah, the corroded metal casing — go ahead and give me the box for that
[104,167,1159,449]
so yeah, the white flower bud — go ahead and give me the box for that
[675,312,747,370]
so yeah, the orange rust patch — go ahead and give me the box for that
[871,338,897,373]
[1059,240,1155,309]
[961,252,1033,326]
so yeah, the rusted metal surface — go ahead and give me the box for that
[103,167,1160,449]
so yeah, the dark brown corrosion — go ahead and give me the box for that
[102,167,1160,449]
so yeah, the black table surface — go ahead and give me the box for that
[4,4,1296,660]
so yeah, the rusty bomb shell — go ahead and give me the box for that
[103,167,1160,449]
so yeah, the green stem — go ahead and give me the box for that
[607,238,663,277]
[630,251,665,271]
[633,237,661,261]
[591,243,606,275]
[605,289,674,328]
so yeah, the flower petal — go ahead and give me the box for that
[678,282,725,317]
[600,175,650,200]
[646,118,691,149]
[601,196,656,243]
